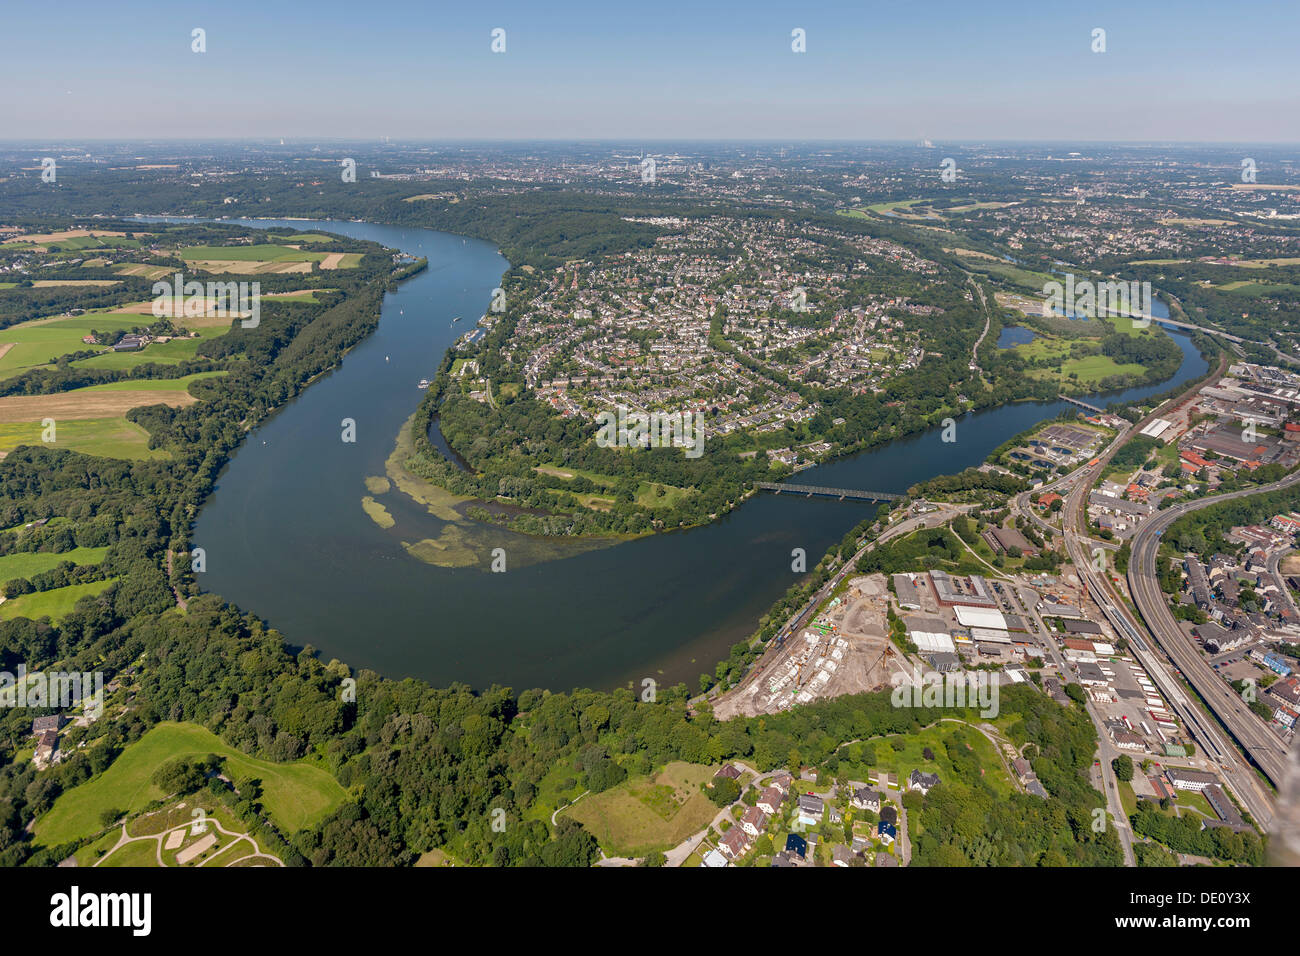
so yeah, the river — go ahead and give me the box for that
[178,218,1207,693]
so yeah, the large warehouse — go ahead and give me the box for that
[906,616,956,654]
[953,605,1008,630]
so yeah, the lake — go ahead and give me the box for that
[997,326,1037,348]
[180,218,1207,693]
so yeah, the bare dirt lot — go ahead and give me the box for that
[109,298,252,327]
[186,259,315,275]
[0,390,197,423]
[3,228,130,245]
[713,574,898,719]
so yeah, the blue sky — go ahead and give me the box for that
[2,0,1297,141]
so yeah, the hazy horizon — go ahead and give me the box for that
[3,0,1298,142]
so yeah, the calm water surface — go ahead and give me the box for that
[182,219,1206,692]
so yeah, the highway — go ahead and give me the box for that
[1126,470,1300,811]
[1049,359,1281,829]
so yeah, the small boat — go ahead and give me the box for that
[417,379,431,389]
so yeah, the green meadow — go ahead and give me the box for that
[0,546,110,580]
[70,328,229,372]
[0,578,118,623]
[0,313,144,378]
[0,418,168,460]
[35,721,347,846]
[268,233,337,244]
[78,371,226,393]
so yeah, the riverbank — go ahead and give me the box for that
[187,217,1213,693]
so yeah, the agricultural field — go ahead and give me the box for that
[0,312,145,378]
[34,721,347,847]
[0,577,117,622]
[80,371,225,393]
[71,328,228,371]
[563,761,719,857]
[266,233,337,244]
[1,229,147,253]
[176,244,362,274]
[0,373,221,459]
[0,418,167,460]
[0,385,201,423]
[111,263,173,280]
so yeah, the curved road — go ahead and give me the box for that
[1127,470,1300,808]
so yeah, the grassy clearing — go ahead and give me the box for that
[564,761,720,857]
[1039,354,1147,385]
[1218,280,1300,296]
[97,838,158,867]
[0,546,109,580]
[70,329,226,371]
[0,577,117,622]
[837,721,1015,799]
[79,371,226,393]
[35,721,346,846]
[0,418,168,460]
[267,233,336,244]
[966,259,1058,291]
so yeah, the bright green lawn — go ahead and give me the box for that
[0,546,109,580]
[35,721,347,846]
[79,371,226,393]
[0,577,117,622]
[70,328,228,371]
[268,233,336,244]
[0,418,168,460]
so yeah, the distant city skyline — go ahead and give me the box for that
[3,0,1298,142]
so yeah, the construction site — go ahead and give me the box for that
[712,573,902,719]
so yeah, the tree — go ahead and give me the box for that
[98,807,123,829]
[1111,755,1134,782]
[151,757,206,796]
[708,777,741,807]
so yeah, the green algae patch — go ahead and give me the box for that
[361,496,395,529]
